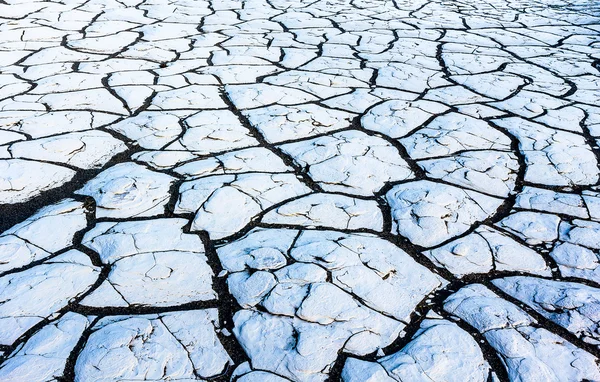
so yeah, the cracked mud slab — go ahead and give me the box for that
[1,0,600,381]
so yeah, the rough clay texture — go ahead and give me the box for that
[1,0,600,381]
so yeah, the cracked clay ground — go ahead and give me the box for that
[1,0,600,381]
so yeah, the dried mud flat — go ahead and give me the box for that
[1,0,600,380]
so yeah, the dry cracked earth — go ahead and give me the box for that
[1,0,600,380]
